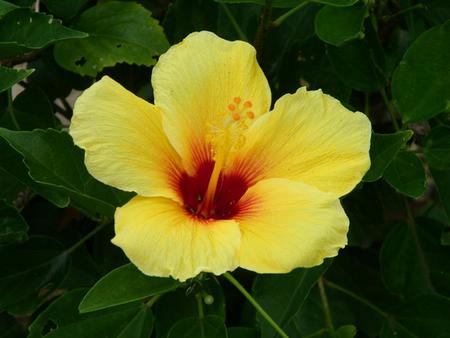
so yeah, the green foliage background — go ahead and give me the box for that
[0,0,450,337]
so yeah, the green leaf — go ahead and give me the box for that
[0,200,28,243]
[380,294,450,338]
[253,259,332,338]
[28,289,154,338]
[0,236,69,313]
[79,263,180,313]
[430,168,450,223]
[392,21,450,122]
[0,8,87,49]
[228,327,259,338]
[0,0,18,17]
[383,151,426,198]
[54,1,169,77]
[0,128,133,218]
[315,2,367,47]
[155,279,225,337]
[167,315,227,338]
[41,0,88,20]
[0,87,55,130]
[214,0,358,7]
[0,66,33,93]
[380,223,434,298]
[336,325,357,338]
[363,131,413,182]
[327,38,384,92]
[0,138,69,208]
[424,126,450,170]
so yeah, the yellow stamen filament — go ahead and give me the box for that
[197,150,225,218]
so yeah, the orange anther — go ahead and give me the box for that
[244,101,252,108]
[246,111,255,119]
[232,112,241,121]
[233,97,241,104]
[228,104,236,111]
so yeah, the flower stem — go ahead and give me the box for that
[253,0,273,57]
[145,294,161,308]
[64,221,110,255]
[219,3,248,42]
[223,272,289,338]
[318,277,334,333]
[272,0,310,27]
[379,88,400,131]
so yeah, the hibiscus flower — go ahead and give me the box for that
[70,31,371,281]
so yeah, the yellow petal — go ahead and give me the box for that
[236,178,348,273]
[70,76,182,201]
[112,195,240,281]
[230,88,371,197]
[152,31,271,173]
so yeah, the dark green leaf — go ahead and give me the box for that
[0,8,87,49]
[364,131,413,182]
[0,200,28,243]
[0,236,69,313]
[253,260,332,338]
[214,0,358,7]
[0,128,133,218]
[328,38,384,92]
[383,151,426,198]
[54,1,169,76]
[392,21,450,122]
[315,2,367,47]
[168,315,227,338]
[0,87,55,130]
[430,167,450,223]
[0,0,18,17]
[228,327,259,338]
[79,263,180,313]
[0,66,33,93]
[380,223,434,298]
[28,289,154,338]
[0,138,69,208]
[41,0,88,20]
[424,126,450,170]
[380,294,450,338]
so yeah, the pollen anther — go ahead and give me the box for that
[232,112,241,121]
[246,111,255,119]
[228,104,236,111]
[233,97,241,104]
[244,101,252,108]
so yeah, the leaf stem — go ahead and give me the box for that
[323,280,388,318]
[223,272,289,338]
[253,0,273,57]
[380,88,400,131]
[382,3,425,22]
[6,88,20,130]
[145,294,161,308]
[64,221,110,255]
[272,0,310,27]
[219,3,248,41]
[403,198,435,291]
[318,277,334,333]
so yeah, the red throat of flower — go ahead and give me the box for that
[176,160,249,220]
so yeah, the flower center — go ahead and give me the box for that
[177,161,249,220]
[178,97,255,220]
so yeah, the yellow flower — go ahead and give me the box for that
[70,31,371,281]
